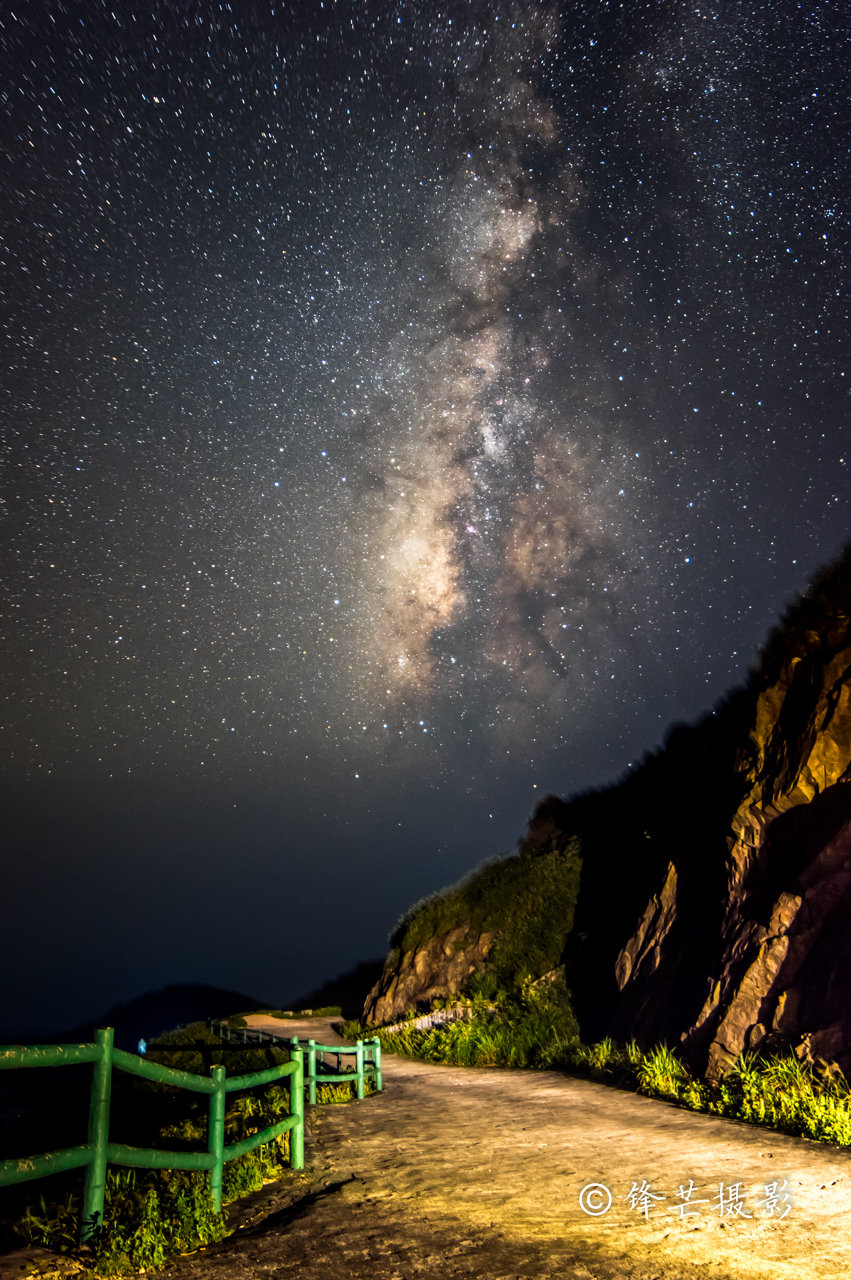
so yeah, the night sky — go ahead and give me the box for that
[2,1,848,1038]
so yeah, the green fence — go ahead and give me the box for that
[209,1021,383,1104]
[0,1027,304,1242]
[292,1036,382,1105]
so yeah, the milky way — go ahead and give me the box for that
[1,1,848,1024]
[8,0,845,794]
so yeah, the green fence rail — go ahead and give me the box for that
[291,1036,382,1105]
[0,1027,304,1242]
[208,1021,383,1105]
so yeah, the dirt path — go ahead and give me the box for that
[7,1014,843,1280]
[146,1015,851,1279]
[9,1014,850,1279]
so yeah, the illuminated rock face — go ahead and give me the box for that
[366,551,851,1075]
[605,562,851,1076]
[681,603,851,1078]
[364,927,494,1026]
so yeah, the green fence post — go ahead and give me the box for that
[289,1050,304,1170]
[306,1039,316,1106]
[355,1040,365,1099]
[207,1064,226,1213]
[81,1027,114,1243]
[372,1036,383,1091]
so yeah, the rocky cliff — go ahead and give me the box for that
[681,564,851,1076]
[363,926,495,1026]
[365,547,851,1077]
[364,838,582,1027]
[600,548,851,1077]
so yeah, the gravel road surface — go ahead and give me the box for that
[151,1015,851,1280]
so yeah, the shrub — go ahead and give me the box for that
[374,1009,851,1154]
[6,1023,303,1272]
[16,1167,227,1275]
[636,1044,690,1100]
[370,986,579,1071]
[391,838,583,998]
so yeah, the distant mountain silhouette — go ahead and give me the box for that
[48,982,278,1051]
[295,958,385,1019]
[2,959,389,1053]
[0,965,382,1153]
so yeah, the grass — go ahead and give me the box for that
[348,980,580,1071]
[707,1051,851,1144]
[369,835,585,1067]
[226,1006,343,1022]
[315,1076,378,1104]
[1,1018,362,1274]
[18,1166,230,1274]
[357,1003,851,1149]
[391,837,582,997]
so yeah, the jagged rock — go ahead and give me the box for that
[614,863,677,991]
[580,556,851,1076]
[363,927,494,1026]
[673,592,851,1076]
[693,785,851,1078]
[365,549,851,1078]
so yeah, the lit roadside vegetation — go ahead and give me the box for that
[388,838,582,998]
[1,1020,367,1275]
[223,1005,343,1028]
[346,1005,851,1148]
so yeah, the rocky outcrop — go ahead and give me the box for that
[608,552,851,1074]
[365,548,851,1077]
[364,838,582,1026]
[682,605,851,1076]
[614,863,678,992]
[363,927,494,1026]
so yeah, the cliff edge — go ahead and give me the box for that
[365,548,851,1077]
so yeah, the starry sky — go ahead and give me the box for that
[1,0,848,1037]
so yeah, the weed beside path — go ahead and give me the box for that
[141,1015,851,1280]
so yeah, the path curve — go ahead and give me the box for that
[157,1015,851,1279]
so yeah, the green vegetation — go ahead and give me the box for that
[348,978,579,1071]
[362,1006,851,1149]
[227,1006,343,1021]
[757,541,851,685]
[1,1019,359,1275]
[373,839,584,1061]
[636,1042,851,1146]
[18,1166,229,1274]
[393,837,582,999]
[315,1077,377,1104]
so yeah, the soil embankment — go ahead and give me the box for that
[153,1015,851,1279]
